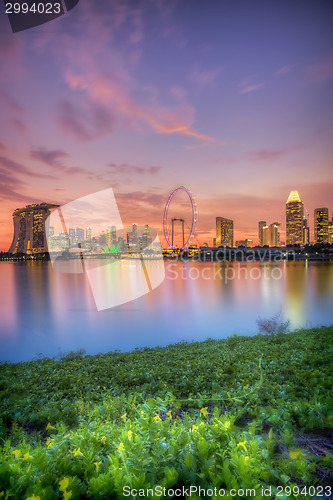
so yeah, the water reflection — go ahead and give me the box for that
[0,260,332,362]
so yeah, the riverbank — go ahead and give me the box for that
[0,326,332,498]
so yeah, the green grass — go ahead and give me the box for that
[0,327,332,499]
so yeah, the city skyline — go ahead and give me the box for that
[5,195,332,255]
[0,0,332,249]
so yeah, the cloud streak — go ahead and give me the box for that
[63,71,212,142]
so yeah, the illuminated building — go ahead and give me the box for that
[328,218,333,244]
[127,224,138,252]
[314,208,329,243]
[76,227,85,243]
[258,221,266,246]
[303,219,309,245]
[270,222,280,246]
[8,202,59,254]
[262,225,270,246]
[86,227,92,240]
[235,239,253,248]
[216,217,233,247]
[286,191,304,245]
[68,228,76,246]
[260,222,280,247]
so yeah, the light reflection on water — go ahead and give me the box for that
[0,260,332,362]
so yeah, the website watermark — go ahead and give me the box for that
[167,262,284,283]
[122,485,331,497]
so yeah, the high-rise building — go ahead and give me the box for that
[76,227,85,244]
[262,225,270,246]
[8,203,59,254]
[270,222,280,246]
[258,221,266,246]
[86,227,92,240]
[235,239,253,248]
[314,208,329,244]
[286,191,304,245]
[328,217,333,244]
[302,219,309,245]
[68,228,76,246]
[216,217,233,247]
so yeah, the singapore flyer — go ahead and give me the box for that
[163,186,197,249]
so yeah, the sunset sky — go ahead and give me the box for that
[0,0,332,250]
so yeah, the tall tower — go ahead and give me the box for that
[328,217,333,244]
[8,203,59,254]
[314,208,329,244]
[286,191,304,245]
[216,217,234,247]
[270,222,280,247]
[258,221,266,246]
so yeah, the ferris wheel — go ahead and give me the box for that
[163,186,197,249]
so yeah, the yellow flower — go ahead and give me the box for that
[59,477,70,492]
[166,410,173,419]
[72,447,83,457]
[237,441,247,452]
[140,410,144,416]
[121,413,127,421]
[192,425,199,433]
[63,492,72,500]
[45,422,52,431]
[23,452,33,461]
[101,436,106,445]
[118,442,125,451]
[46,437,53,449]
[289,448,304,460]
[153,415,161,423]
[25,495,41,500]
[12,449,21,459]
[244,456,249,466]
[127,430,133,439]
[200,407,208,418]
[94,461,102,472]
[224,420,231,430]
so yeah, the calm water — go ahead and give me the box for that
[0,260,333,362]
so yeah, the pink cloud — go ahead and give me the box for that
[274,65,295,76]
[64,71,212,141]
[239,83,264,94]
[251,149,287,161]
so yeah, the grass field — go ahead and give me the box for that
[0,326,332,499]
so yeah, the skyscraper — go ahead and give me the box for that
[258,221,266,247]
[8,203,59,254]
[302,219,309,245]
[86,227,92,240]
[314,208,329,244]
[270,222,280,246]
[216,217,233,247]
[328,217,333,244]
[286,191,304,245]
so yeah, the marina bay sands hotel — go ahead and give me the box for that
[8,203,59,254]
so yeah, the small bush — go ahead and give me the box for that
[60,348,86,362]
[257,312,290,336]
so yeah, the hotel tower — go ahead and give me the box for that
[286,191,304,245]
[8,203,59,254]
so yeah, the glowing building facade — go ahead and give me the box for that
[216,217,234,247]
[8,203,59,254]
[314,208,329,244]
[286,191,304,245]
[258,221,266,246]
[328,218,333,244]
